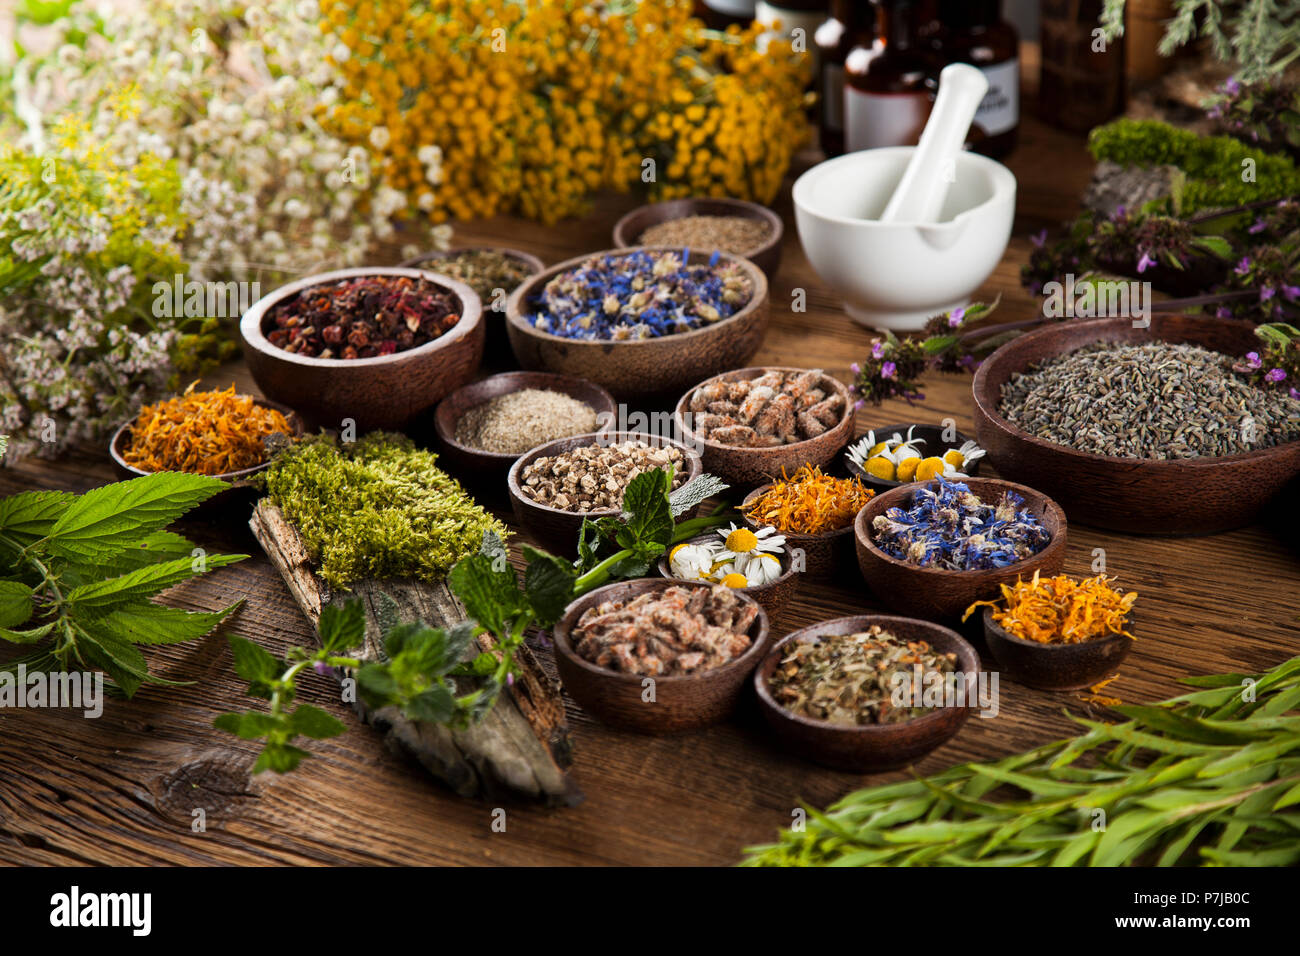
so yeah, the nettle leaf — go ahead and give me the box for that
[252,742,311,774]
[0,580,34,628]
[576,517,604,572]
[227,634,281,688]
[617,467,673,553]
[79,601,238,646]
[0,622,56,644]
[0,490,74,550]
[456,651,499,677]
[58,530,197,587]
[214,711,282,740]
[320,599,366,654]
[448,549,523,638]
[405,685,455,725]
[355,661,399,704]
[288,704,347,740]
[65,552,246,610]
[45,472,226,560]
[521,545,576,628]
[78,630,150,698]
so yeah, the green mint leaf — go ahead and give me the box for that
[521,544,577,628]
[0,490,74,551]
[0,622,56,644]
[448,549,523,638]
[78,630,150,698]
[214,711,282,740]
[0,580,34,628]
[576,518,602,572]
[227,635,281,686]
[320,598,367,654]
[355,661,399,705]
[455,651,500,677]
[381,620,426,659]
[78,602,238,646]
[607,555,652,579]
[616,467,672,553]
[288,704,347,739]
[45,472,227,559]
[404,685,455,725]
[65,553,246,610]
[668,474,729,518]
[252,742,311,774]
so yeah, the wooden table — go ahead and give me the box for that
[3,111,1298,867]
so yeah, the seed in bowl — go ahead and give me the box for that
[454,388,598,455]
[871,477,1049,570]
[638,215,773,257]
[688,369,845,447]
[422,249,534,304]
[669,524,787,587]
[527,249,752,341]
[264,274,462,359]
[846,427,985,482]
[745,464,874,535]
[573,584,759,676]
[964,572,1137,644]
[520,440,686,512]
[768,625,959,725]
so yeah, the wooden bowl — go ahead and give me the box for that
[239,267,484,432]
[844,422,983,492]
[674,367,856,490]
[981,607,1135,691]
[433,372,617,486]
[741,482,868,577]
[854,477,1068,621]
[552,578,770,734]
[754,614,979,772]
[507,431,703,556]
[611,197,784,278]
[656,532,801,616]
[971,313,1300,534]
[504,247,769,402]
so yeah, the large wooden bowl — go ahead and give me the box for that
[972,314,1300,534]
[240,267,483,432]
[674,367,856,490]
[982,607,1135,691]
[611,197,784,278]
[507,431,703,556]
[854,477,1068,621]
[754,614,979,772]
[552,578,770,734]
[504,247,769,402]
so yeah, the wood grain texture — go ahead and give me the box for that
[3,91,1299,866]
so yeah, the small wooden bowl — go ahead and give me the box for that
[741,483,867,577]
[552,578,770,734]
[844,422,983,492]
[505,247,770,402]
[854,477,1068,621]
[981,607,1135,691]
[433,372,617,485]
[656,532,801,616]
[674,367,856,490]
[972,313,1300,534]
[754,614,979,772]
[240,267,484,431]
[507,431,703,556]
[611,197,784,278]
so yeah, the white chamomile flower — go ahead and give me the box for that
[942,439,986,473]
[714,523,786,565]
[669,542,715,581]
[744,552,783,586]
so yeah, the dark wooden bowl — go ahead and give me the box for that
[611,197,784,278]
[674,367,856,490]
[972,313,1300,534]
[507,431,704,556]
[433,372,616,486]
[844,422,983,491]
[552,578,770,733]
[754,614,979,772]
[655,532,801,616]
[504,247,769,403]
[239,267,484,432]
[741,482,868,577]
[982,607,1135,691]
[400,246,544,356]
[853,477,1068,622]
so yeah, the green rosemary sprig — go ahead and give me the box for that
[742,656,1300,867]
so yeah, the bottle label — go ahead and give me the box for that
[975,58,1019,137]
[845,88,931,151]
[823,63,844,132]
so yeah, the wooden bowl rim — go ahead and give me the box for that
[553,578,770,686]
[754,614,981,734]
[655,530,799,596]
[844,421,982,489]
[853,477,1068,580]
[239,266,483,368]
[433,371,618,465]
[504,246,768,349]
[507,430,704,520]
[399,244,546,277]
[110,396,304,481]
[741,481,869,543]
[981,605,1136,651]
[611,197,783,260]
[673,366,855,458]
[972,314,1300,469]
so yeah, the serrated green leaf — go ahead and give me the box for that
[448,549,521,638]
[0,490,74,549]
[227,635,280,685]
[58,531,197,587]
[214,711,282,740]
[288,704,346,739]
[521,544,576,628]
[65,553,246,610]
[319,598,366,654]
[78,629,149,698]
[405,685,455,725]
[0,621,55,644]
[355,661,398,703]
[0,580,34,628]
[616,467,673,554]
[252,742,311,774]
[78,601,237,646]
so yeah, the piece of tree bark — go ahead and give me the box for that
[250,501,581,807]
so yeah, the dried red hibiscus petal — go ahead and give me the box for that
[264,275,462,359]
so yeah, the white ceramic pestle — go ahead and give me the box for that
[879,63,990,224]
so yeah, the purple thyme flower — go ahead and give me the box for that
[1031,229,1047,248]
[850,361,860,374]
[871,340,885,359]
[313,661,332,676]
[1246,351,1263,368]
[1265,368,1286,383]
[881,361,897,380]
[1249,218,1268,235]
[948,306,965,327]
[1216,306,1233,318]
[1137,252,1156,274]
[1224,76,1241,95]
[1235,257,1252,276]
[1291,387,1300,400]
[1261,286,1276,302]
[1284,285,1300,301]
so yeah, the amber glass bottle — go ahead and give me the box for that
[694,0,757,30]
[843,0,931,152]
[815,1,875,156]
[930,0,1019,157]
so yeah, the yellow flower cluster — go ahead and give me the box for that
[319,0,811,224]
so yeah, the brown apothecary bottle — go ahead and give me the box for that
[843,0,932,152]
[928,0,1020,157]
[815,0,876,156]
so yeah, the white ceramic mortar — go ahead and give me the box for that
[793,147,1016,331]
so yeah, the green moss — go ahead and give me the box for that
[264,433,508,589]
[1087,118,1300,212]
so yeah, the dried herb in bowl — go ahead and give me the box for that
[687,369,845,446]
[964,571,1137,644]
[744,465,875,535]
[520,440,687,512]
[768,626,959,726]
[424,249,534,304]
[454,388,598,455]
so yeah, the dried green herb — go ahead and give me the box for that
[262,432,507,588]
